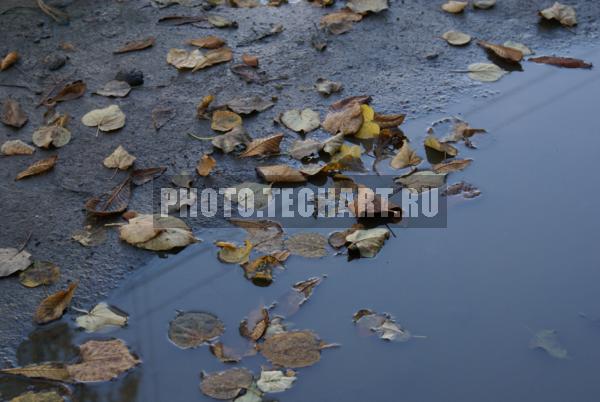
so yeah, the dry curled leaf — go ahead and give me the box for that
[192,47,233,72]
[539,2,577,27]
[16,155,57,180]
[432,158,472,173]
[0,51,18,71]
[240,307,269,341]
[216,240,252,264]
[85,177,131,216]
[528,56,592,69]
[19,261,60,288]
[66,339,140,382]
[442,0,468,13]
[44,80,86,105]
[1,140,35,155]
[280,109,320,133]
[390,141,422,169]
[1,98,28,128]
[34,282,77,324]
[442,30,471,46]
[81,105,126,132]
[212,110,243,132]
[201,368,253,400]
[114,36,155,54]
[322,96,369,135]
[187,35,226,49]
[240,133,283,157]
[256,165,307,183]
[197,154,216,176]
[477,40,523,62]
[260,330,325,368]
[0,248,32,278]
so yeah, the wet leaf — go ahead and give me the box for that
[230,219,284,253]
[477,40,523,62]
[44,80,86,105]
[425,135,458,157]
[467,63,507,82]
[528,56,592,69]
[75,302,128,332]
[201,368,253,400]
[212,110,243,132]
[225,95,274,114]
[346,228,389,258]
[396,170,447,193]
[442,30,471,46]
[322,97,365,135]
[32,126,71,149]
[1,98,28,128]
[347,0,388,14]
[320,10,363,35]
[169,311,224,349]
[257,370,296,393]
[0,248,32,278]
[216,240,252,264]
[539,2,577,27]
[240,133,283,157]
[432,158,472,173]
[16,155,58,180]
[353,310,416,341]
[81,105,126,132]
[167,48,205,69]
[131,166,167,185]
[0,51,18,71]
[442,0,467,13]
[442,181,481,198]
[103,145,136,170]
[280,109,320,133]
[241,255,281,286]
[34,282,77,324]
[289,138,323,160]
[529,329,568,359]
[355,105,380,139]
[85,177,131,216]
[0,363,71,382]
[242,54,259,68]
[323,132,345,155]
[1,139,35,155]
[192,47,233,72]
[119,214,198,251]
[197,154,216,176]
[257,165,307,183]
[284,233,327,258]
[211,126,251,153]
[473,0,495,9]
[10,391,63,402]
[390,141,422,169]
[95,80,131,97]
[272,277,322,318]
[503,41,533,56]
[72,225,108,247]
[66,339,140,382]
[440,119,487,143]
[187,35,226,49]
[328,225,363,248]
[114,36,155,54]
[315,78,343,96]
[19,261,60,288]
[260,330,324,368]
[240,307,269,341]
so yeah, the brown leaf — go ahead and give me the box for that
[197,154,216,176]
[224,95,274,114]
[44,80,86,106]
[0,51,18,71]
[241,255,281,286]
[442,0,467,13]
[260,330,324,368]
[442,181,481,198]
[242,53,259,67]
[373,113,405,129]
[187,36,226,49]
[529,56,592,69]
[432,158,473,173]
[390,141,422,169]
[114,36,155,54]
[131,166,167,185]
[16,155,57,180]
[477,40,523,62]
[0,362,71,382]
[209,342,244,363]
[192,47,233,72]
[320,10,363,35]
[200,368,253,400]
[240,307,269,341]
[322,99,364,135]
[1,139,35,155]
[1,98,28,128]
[240,133,283,157]
[168,311,224,349]
[229,219,284,253]
[211,110,242,132]
[197,94,214,119]
[66,339,140,382]
[256,165,307,183]
[272,277,323,318]
[19,261,60,288]
[85,177,131,216]
[34,282,77,324]
[151,106,176,130]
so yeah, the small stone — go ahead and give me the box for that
[43,53,66,71]
[115,69,144,86]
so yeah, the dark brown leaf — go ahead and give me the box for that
[0,51,18,71]
[240,133,283,157]
[230,64,267,84]
[187,36,226,49]
[85,177,131,216]
[529,56,592,69]
[44,80,86,105]
[34,282,77,324]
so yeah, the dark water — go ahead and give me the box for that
[3,45,600,402]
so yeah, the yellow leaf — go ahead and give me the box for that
[354,105,380,139]
[216,240,253,264]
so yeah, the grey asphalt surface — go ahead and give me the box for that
[0,0,598,361]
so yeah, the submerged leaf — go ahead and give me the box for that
[284,233,327,258]
[34,282,77,324]
[260,330,324,368]
[442,181,481,198]
[529,329,568,359]
[256,370,296,393]
[10,391,63,402]
[230,219,284,253]
[169,311,224,348]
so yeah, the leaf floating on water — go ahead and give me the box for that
[328,225,363,249]
[230,219,284,253]
[442,0,468,13]
[346,0,388,14]
[529,329,568,359]
[34,282,77,324]
[289,138,323,160]
[0,247,32,278]
[240,307,269,341]
[81,105,125,132]
[201,368,254,400]
[0,51,18,71]
[477,40,523,62]
[256,165,306,183]
[187,35,226,49]
[119,214,198,251]
[260,330,328,368]
[241,255,281,286]
[442,30,471,46]
[216,240,252,264]
[442,181,481,198]
[432,158,472,173]
[19,261,60,288]
[390,141,422,169]
[85,177,131,216]
[66,339,140,382]
[103,145,136,170]
[396,170,447,193]
[197,154,216,176]
[95,80,131,98]
[272,276,323,318]
[1,98,28,128]
[240,133,283,158]
[10,390,64,402]
[284,233,328,258]
[528,56,592,69]
[280,109,320,133]
[425,135,458,158]
[256,370,296,393]
[467,63,507,82]
[1,139,35,155]
[16,155,58,180]
[539,2,577,27]
[353,309,418,341]
[114,36,155,54]
[75,302,128,332]
[169,311,225,349]
[346,228,389,258]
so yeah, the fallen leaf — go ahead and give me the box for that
[284,233,327,258]
[85,177,131,216]
[1,139,35,155]
[44,80,86,105]
[260,330,325,368]
[66,339,140,382]
[75,302,128,332]
[242,54,259,68]
[19,261,60,288]
[390,141,422,169]
[323,132,345,154]
[425,135,458,157]
[212,110,243,132]
[197,95,214,119]
[328,225,363,248]
[197,154,216,176]
[166,48,205,69]
[347,0,388,14]
[119,214,198,251]
[1,98,28,128]
[396,170,447,193]
[442,181,481,198]
[473,0,495,9]
[271,277,322,318]
[432,158,472,173]
[528,56,592,69]
[353,310,417,341]
[207,14,238,28]
[192,47,233,72]
[442,0,468,13]
[256,165,307,183]
[209,342,250,363]
[16,155,58,180]
[230,219,284,253]
[322,97,366,135]
[320,9,363,35]
[0,363,71,382]
[34,282,77,324]
[440,119,487,143]
[346,228,389,258]
[231,0,260,7]
[131,166,167,185]
[10,391,63,402]
[240,133,283,157]
[467,63,507,82]
[81,105,126,132]
[230,64,267,84]
[477,40,523,62]
[539,2,577,27]
[289,138,323,160]
[187,35,226,48]
[169,311,224,348]
[224,95,274,114]
[315,78,343,96]
[72,225,108,247]
[114,36,155,54]
[103,145,136,170]
[280,109,320,133]
[32,125,71,149]
[211,126,251,153]
[256,370,296,393]
[216,240,252,264]
[503,41,533,56]
[442,30,471,46]
[0,248,32,278]
[529,329,568,359]
[355,105,380,139]
[95,80,131,97]
[241,255,281,286]
[0,51,18,71]
[201,368,253,400]
[240,307,269,341]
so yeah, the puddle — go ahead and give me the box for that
[3,45,600,402]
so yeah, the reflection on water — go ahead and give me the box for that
[2,45,600,401]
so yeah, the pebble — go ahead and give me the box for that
[115,69,144,86]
